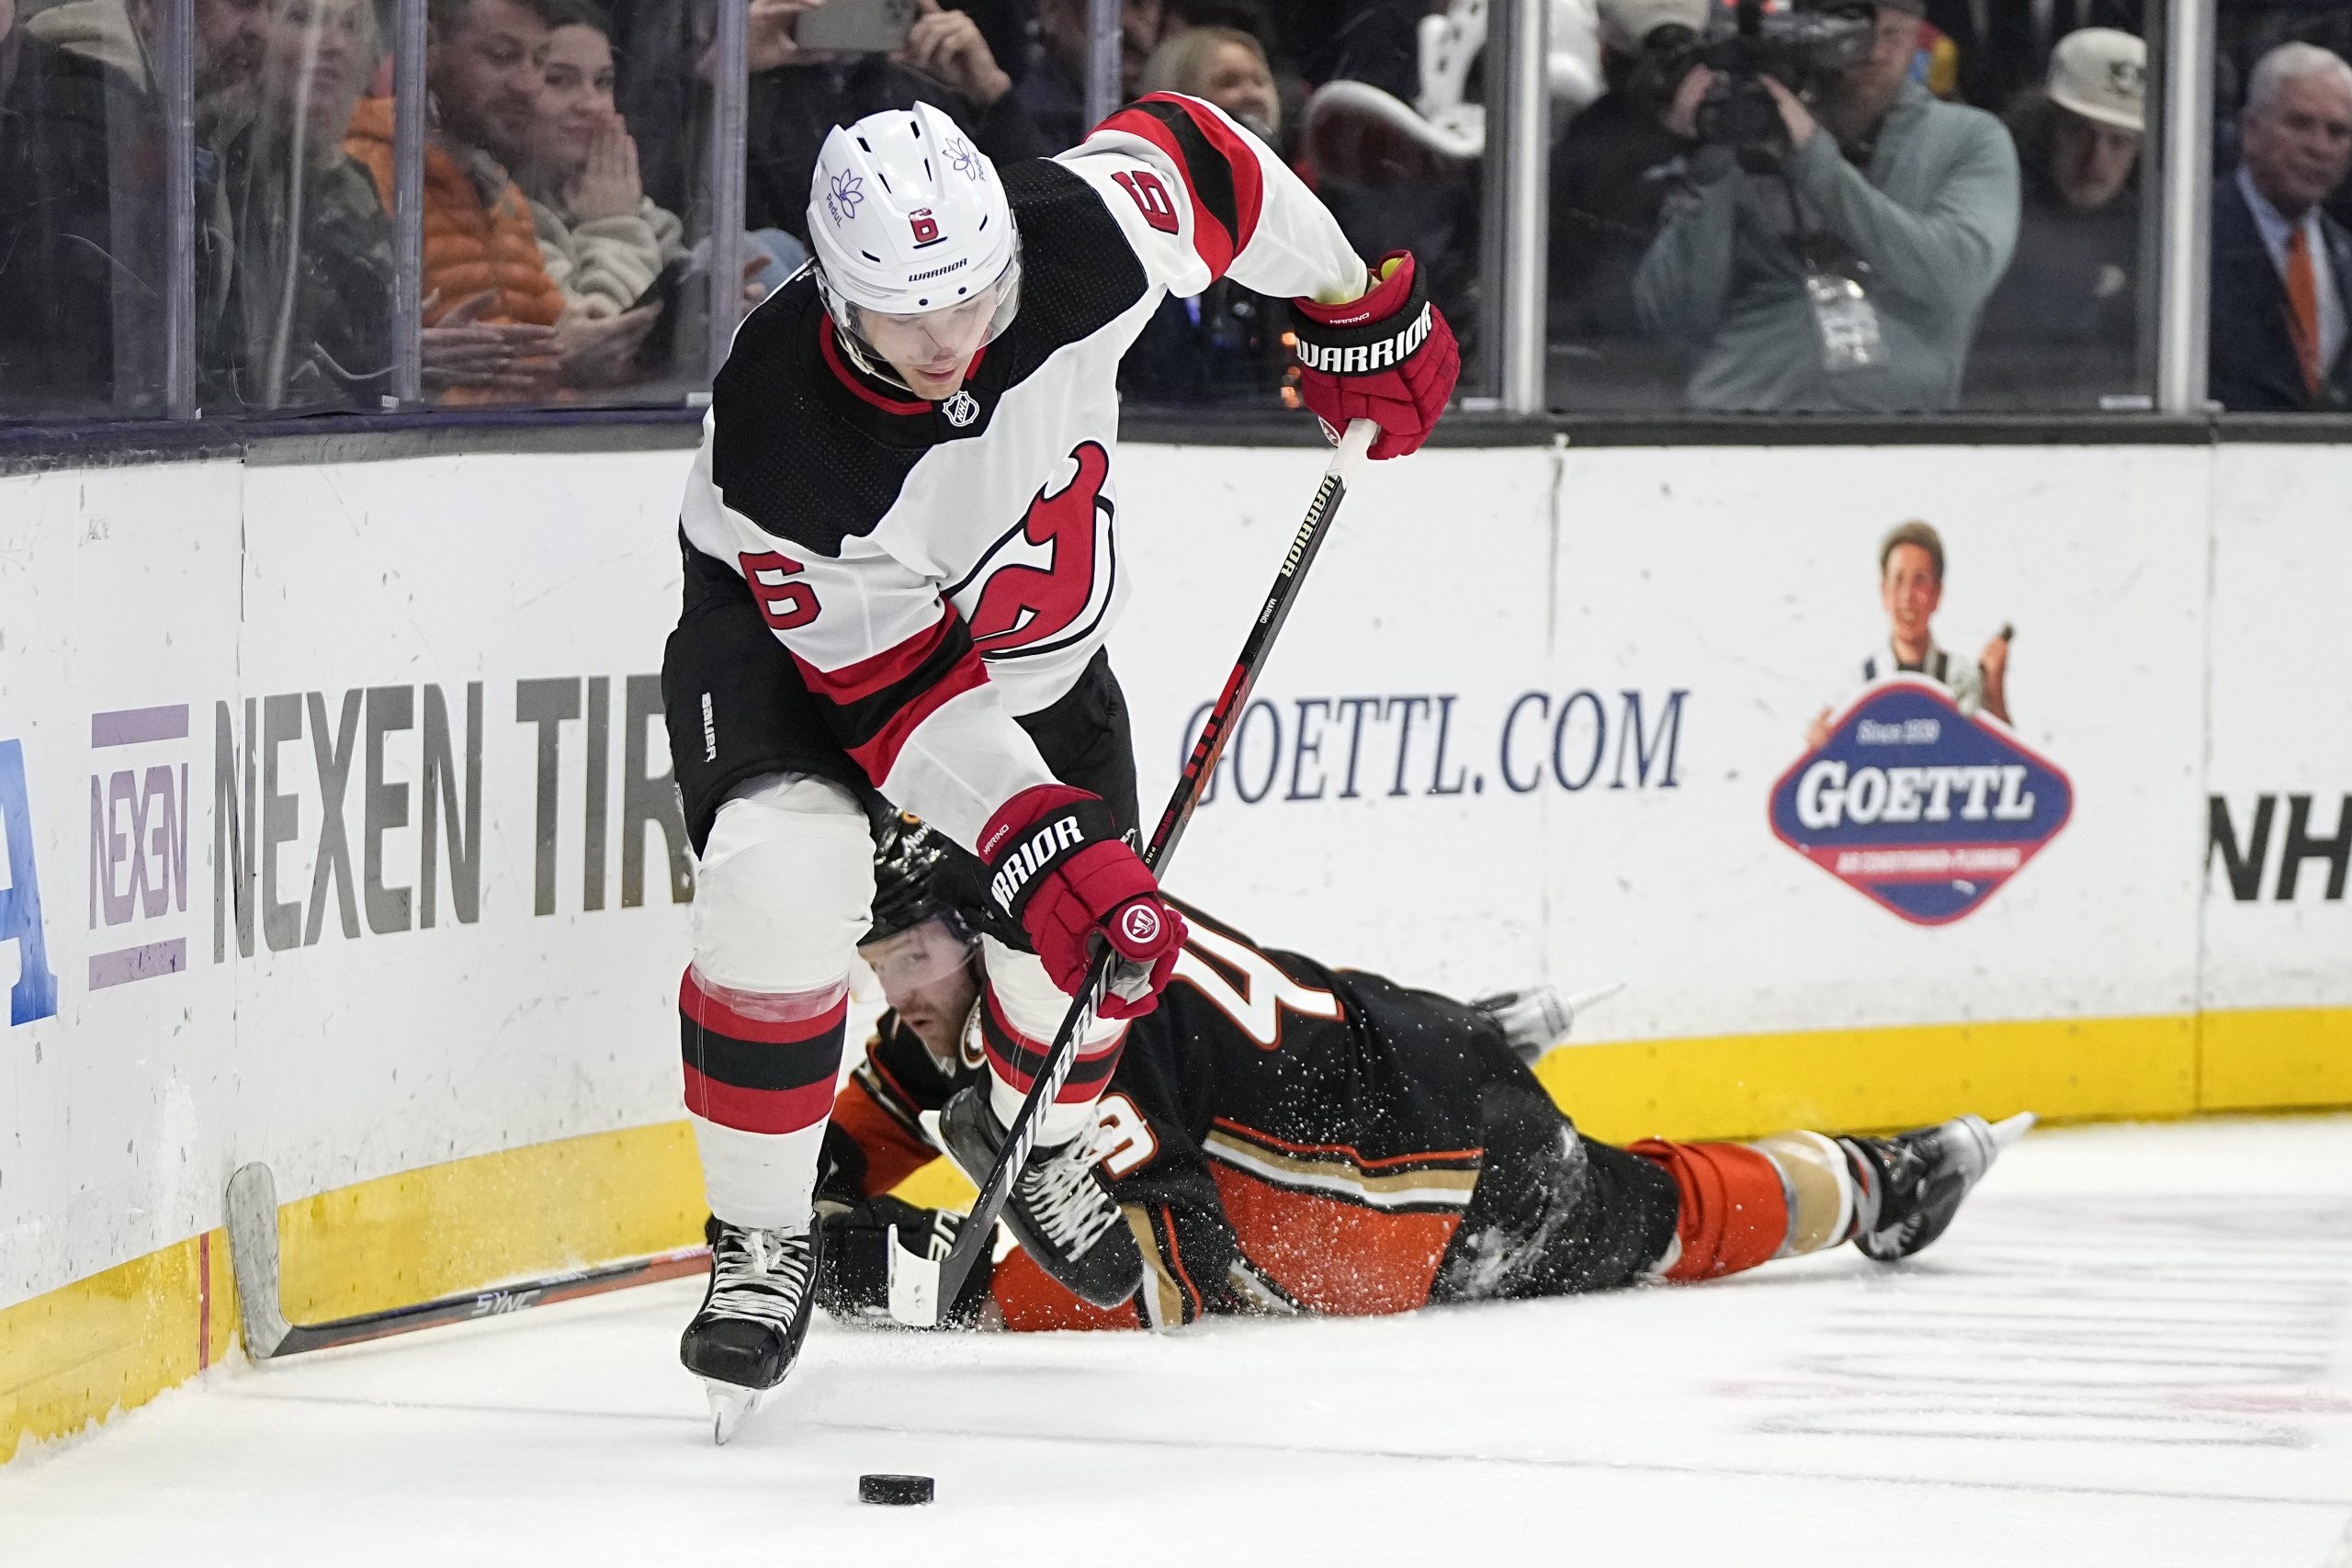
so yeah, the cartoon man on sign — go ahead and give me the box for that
[1807,520,2013,750]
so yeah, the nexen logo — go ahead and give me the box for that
[989,815,1085,911]
[1295,304,1431,375]
[1770,681,2071,926]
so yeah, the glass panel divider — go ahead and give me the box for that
[706,0,751,382]
[164,0,196,419]
[2157,0,2216,413]
[390,0,427,408]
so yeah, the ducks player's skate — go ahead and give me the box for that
[1840,1111,2035,1261]
[937,1086,1144,1308]
[680,1218,823,1443]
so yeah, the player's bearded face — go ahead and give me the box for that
[856,292,1000,400]
[862,918,982,1061]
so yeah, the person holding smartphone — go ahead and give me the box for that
[664,92,1458,1434]
[739,0,1052,249]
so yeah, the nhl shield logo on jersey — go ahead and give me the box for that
[948,442,1119,660]
[942,390,979,428]
[1769,680,2073,925]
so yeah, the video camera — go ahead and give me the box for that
[1682,0,1877,149]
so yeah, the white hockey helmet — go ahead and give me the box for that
[808,103,1022,383]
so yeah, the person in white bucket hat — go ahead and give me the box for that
[1968,27,2145,402]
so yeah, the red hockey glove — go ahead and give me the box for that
[1291,251,1460,460]
[978,785,1186,1020]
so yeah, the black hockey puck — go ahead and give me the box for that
[858,1473,934,1506]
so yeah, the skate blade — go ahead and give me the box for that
[706,1382,765,1446]
[1985,1111,2037,1151]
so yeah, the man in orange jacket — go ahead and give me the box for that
[347,0,628,400]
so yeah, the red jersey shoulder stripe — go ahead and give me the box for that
[1097,95,1265,280]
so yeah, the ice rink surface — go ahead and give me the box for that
[10,1116,2352,1568]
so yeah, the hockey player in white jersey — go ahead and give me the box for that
[662,95,1459,1434]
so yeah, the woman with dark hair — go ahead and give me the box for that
[522,0,686,320]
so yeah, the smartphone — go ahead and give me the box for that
[796,0,919,54]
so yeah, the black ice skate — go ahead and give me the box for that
[1839,1112,2034,1262]
[680,1217,823,1444]
[937,1086,1144,1309]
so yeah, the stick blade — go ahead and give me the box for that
[884,1224,942,1328]
[223,1162,294,1360]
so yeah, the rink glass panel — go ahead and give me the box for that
[6,0,2324,430]
[1544,2,2170,415]
[0,0,175,420]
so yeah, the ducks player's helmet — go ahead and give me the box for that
[807,104,1023,388]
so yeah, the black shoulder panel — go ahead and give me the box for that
[707,279,928,558]
[990,159,1153,377]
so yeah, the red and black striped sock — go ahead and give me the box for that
[979,985,1125,1147]
[680,967,847,1232]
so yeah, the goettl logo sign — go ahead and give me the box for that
[1769,680,2073,925]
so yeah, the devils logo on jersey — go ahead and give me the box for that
[948,442,1119,660]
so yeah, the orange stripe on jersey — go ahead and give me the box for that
[826,1075,937,1199]
[991,1247,1144,1332]
[1209,1164,1458,1317]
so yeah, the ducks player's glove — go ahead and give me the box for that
[978,784,1187,1019]
[1291,251,1460,459]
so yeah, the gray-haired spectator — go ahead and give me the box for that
[1634,0,2020,412]
[1970,27,2144,404]
[2211,41,2352,412]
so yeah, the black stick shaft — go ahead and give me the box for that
[922,422,1374,1311]
[262,1247,711,1359]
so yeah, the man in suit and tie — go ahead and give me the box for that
[2211,42,2352,412]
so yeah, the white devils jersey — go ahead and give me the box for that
[678,94,1364,852]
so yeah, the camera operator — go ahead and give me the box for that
[1634,0,2019,412]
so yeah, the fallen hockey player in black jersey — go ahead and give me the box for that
[807,816,2033,1331]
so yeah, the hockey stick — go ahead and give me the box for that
[886,418,1379,1326]
[225,1161,711,1360]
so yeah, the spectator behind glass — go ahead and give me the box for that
[0,0,167,415]
[522,2,685,332]
[345,0,570,401]
[200,0,399,410]
[1924,0,2141,114]
[1159,0,1299,152]
[740,0,1047,244]
[1120,27,1293,405]
[2211,42,2352,412]
[1550,0,1709,409]
[1634,0,2020,412]
[1021,0,1162,152]
[1969,27,2143,406]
